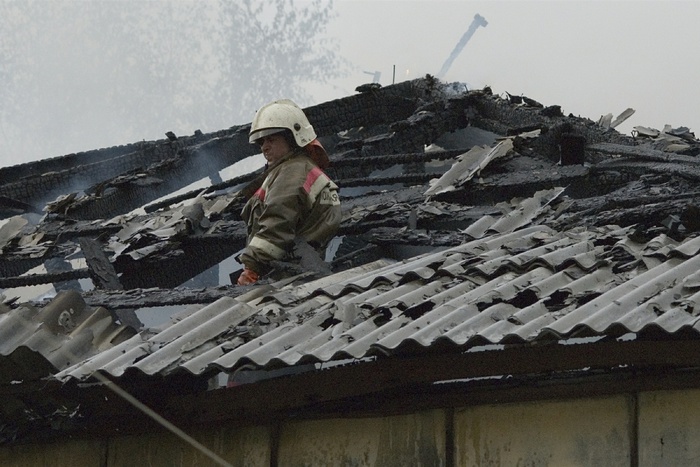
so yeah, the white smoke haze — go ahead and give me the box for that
[1,0,698,168]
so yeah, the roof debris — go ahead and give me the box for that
[0,75,699,443]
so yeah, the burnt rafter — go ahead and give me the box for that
[144,148,466,216]
[56,134,257,221]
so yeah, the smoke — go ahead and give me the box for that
[0,0,347,167]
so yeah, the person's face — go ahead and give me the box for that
[258,133,292,166]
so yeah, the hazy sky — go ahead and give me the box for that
[324,0,700,137]
[1,0,698,169]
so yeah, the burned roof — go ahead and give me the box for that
[1,76,700,442]
[47,222,700,380]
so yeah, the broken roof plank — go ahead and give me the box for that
[587,142,700,162]
[79,237,122,290]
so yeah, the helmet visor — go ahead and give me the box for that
[249,127,286,145]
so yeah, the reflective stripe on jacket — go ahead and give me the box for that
[239,150,341,274]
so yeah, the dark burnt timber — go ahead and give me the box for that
[80,285,248,310]
[78,237,122,290]
[1,76,699,310]
[16,339,700,442]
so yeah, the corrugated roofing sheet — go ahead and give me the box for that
[51,220,700,382]
[0,290,136,380]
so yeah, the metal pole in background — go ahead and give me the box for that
[436,13,488,80]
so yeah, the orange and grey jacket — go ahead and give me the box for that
[239,149,341,274]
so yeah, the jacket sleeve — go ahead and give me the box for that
[239,162,308,274]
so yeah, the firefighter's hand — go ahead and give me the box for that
[237,268,259,286]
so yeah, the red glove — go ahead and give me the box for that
[237,268,259,286]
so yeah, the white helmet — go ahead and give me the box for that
[249,99,317,146]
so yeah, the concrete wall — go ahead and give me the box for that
[454,396,630,466]
[3,388,700,466]
[639,389,700,466]
[0,438,105,467]
[279,410,445,466]
[0,425,271,467]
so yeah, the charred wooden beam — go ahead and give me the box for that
[362,227,473,247]
[145,149,467,215]
[304,78,427,138]
[587,142,700,164]
[0,269,89,289]
[144,169,261,214]
[59,134,254,220]
[433,164,590,206]
[468,91,635,163]
[77,285,245,309]
[0,128,231,220]
[114,233,246,290]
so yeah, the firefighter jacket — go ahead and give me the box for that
[239,149,341,275]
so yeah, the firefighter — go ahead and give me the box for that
[236,99,341,286]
